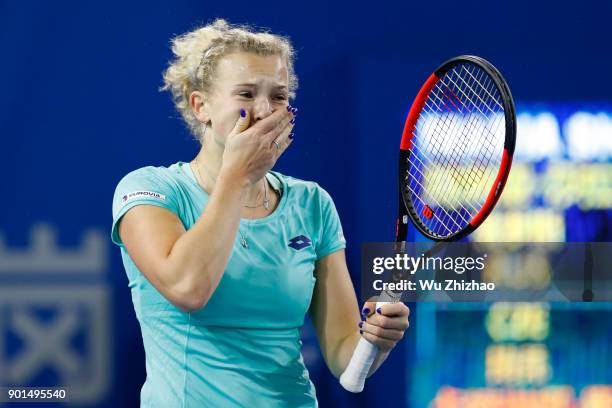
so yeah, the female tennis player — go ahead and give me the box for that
[111,19,409,407]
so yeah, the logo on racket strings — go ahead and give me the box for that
[423,205,434,220]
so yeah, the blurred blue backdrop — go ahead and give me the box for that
[1,1,611,407]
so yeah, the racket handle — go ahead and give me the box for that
[339,337,378,393]
[340,301,388,393]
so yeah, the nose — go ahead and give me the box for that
[253,96,274,122]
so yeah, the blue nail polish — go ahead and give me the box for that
[290,118,295,124]
[377,307,382,314]
[359,330,363,335]
[291,107,298,114]
[286,105,292,111]
[362,308,370,316]
[358,321,363,328]
[240,108,246,118]
[288,133,294,140]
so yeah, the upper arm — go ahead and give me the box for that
[314,184,346,259]
[308,185,357,370]
[118,205,188,305]
[111,168,192,310]
[309,249,361,372]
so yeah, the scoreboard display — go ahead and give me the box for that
[408,104,612,407]
[412,303,612,407]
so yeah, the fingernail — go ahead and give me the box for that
[290,118,295,124]
[288,133,294,140]
[359,330,363,335]
[286,105,292,111]
[362,308,370,316]
[376,307,382,314]
[358,321,363,328]
[240,108,246,118]
[291,107,298,114]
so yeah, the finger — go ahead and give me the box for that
[262,110,295,144]
[366,313,410,331]
[270,138,285,157]
[271,123,295,155]
[229,108,251,136]
[361,301,377,320]
[252,107,292,136]
[361,330,397,351]
[361,321,404,342]
[376,302,410,317]
[271,134,293,159]
[362,331,397,351]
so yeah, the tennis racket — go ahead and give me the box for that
[339,55,516,393]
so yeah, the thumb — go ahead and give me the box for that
[230,108,250,135]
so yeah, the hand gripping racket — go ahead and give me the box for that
[339,55,516,393]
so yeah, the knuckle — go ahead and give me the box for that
[260,123,275,135]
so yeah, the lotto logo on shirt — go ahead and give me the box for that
[288,235,312,250]
[122,191,166,203]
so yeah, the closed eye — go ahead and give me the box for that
[235,90,287,101]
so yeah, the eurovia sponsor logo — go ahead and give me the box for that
[122,191,166,203]
[288,235,311,250]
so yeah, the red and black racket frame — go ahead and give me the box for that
[396,55,517,242]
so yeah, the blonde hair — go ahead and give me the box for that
[161,19,298,140]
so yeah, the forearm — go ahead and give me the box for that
[164,170,249,309]
[328,332,360,378]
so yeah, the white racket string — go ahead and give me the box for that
[404,62,506,238]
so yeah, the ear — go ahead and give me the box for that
[190,90,211,124]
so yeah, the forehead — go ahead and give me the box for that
[215,52,288,85]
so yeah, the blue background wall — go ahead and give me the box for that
[1,1,611,406]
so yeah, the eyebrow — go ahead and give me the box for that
[234,83,287,90]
